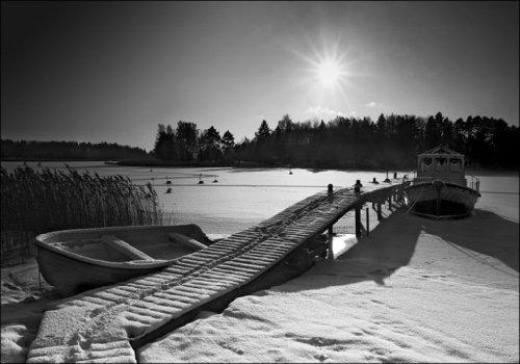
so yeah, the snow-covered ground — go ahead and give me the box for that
[1,171,518,363]
[138,208,519,363]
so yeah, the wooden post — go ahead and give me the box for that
[327,184,334,260]
[355,204,361,238]
[354,180,362,194]
[377,203,382,221]
[354,179,363,238]
[327,232,334,261]
[365,207,370,237]
[327,184,333,234]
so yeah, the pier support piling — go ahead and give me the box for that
[355,205,361,238]
[365,207,370,237]
[327,231,334,260]
[377,203,382,221]
[327,184,334,259]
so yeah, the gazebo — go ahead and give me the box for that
[415,145,467,187]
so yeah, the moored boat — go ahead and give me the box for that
[404,145,481,219]
[35,224,214,296]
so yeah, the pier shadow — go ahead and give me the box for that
[268,207,421,291]
[272,207,518,292]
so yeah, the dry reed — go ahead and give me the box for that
[1,165,162,265]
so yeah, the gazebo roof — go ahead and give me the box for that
[419,144,463,157]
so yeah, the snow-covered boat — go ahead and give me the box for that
[35,224,214,296]
[404,145,481,219]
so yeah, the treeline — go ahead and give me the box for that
[153,113,518,170]
[153,122,235,163]
[3,112,518,170]
[0,139,150,161]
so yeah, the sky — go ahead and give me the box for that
[1,1,518,151]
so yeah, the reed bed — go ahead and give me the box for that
[1,165,162,265]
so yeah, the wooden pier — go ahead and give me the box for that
[27,181,409,363]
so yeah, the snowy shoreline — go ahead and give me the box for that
[1,199,518,362]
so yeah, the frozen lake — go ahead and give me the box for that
[2,161,518,233]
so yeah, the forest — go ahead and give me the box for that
[151,112,519,170]
[2,112,518,170]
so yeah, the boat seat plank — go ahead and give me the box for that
[101,235,154,261]
[168,232,208,250]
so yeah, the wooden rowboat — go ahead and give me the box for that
[35,224,214,296]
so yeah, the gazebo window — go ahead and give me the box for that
[421,157,432,171]
[436,157,447,170]
[450,158,462,170]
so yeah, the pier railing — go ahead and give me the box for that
[468,175,480,193]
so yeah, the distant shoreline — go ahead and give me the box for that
[1,157,517,175]
[1,157,116,162]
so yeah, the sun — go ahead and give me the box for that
[317,59,341,88]
[286,36,356,103]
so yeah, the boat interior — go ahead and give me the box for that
[42,225,212,263]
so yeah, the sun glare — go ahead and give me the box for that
[317,59,341,87]
[287,36,356,107]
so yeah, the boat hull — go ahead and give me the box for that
[404,181,480,219]
[35,224,213,296]
[36,245,165,296]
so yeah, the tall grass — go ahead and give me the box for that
[1,165,162,265]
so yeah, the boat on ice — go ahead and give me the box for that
[35,224,214,296]
[404,145,481,219]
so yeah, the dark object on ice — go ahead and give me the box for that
[393,172,398,179]
[404,145,480,219]
[35,224,214,296]
[289,170,293,175]
[166,180,172,184]
[198,180,204,184]
[384,170,391,183]
[212,179,218,183]
[371,177,379,184]
[166,187,172,193]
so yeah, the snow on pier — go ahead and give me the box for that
[27,181,408,363]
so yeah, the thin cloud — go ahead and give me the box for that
[305,106,350,119]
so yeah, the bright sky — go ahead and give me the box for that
[1,1,518,151]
